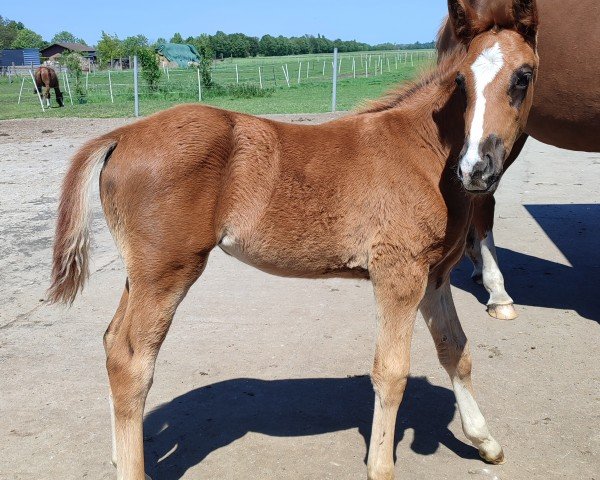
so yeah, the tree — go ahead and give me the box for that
[11,28,45,49]
[63,51,86,101]
[170,33,184,44]
[0,16,24,49]
[186,35,213,87]
[52,31,86,45]
[96,31,122,67]
[209,31,231,59]
[121,34,149,57]
[137,47,161,92]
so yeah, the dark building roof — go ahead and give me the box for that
[40,42,96,55]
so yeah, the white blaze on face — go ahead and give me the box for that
[461,42,504,175]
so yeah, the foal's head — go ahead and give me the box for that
[448,0,539,193]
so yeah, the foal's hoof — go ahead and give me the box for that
[367,469,394,480]
[479,446,506,465]
[367,464,395,480]
[487,303,518,320]
[111,461,152,479]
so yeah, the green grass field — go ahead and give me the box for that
[0,50,435,119]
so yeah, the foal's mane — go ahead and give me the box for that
[358,48,466,114]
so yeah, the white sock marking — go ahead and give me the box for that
[461,42,504,174]
[480,230,513,305]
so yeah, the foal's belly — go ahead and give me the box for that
[217,230,370,280]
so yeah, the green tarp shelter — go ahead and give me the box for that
[155,43,201,67]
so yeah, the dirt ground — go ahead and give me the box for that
[0,114,598,480]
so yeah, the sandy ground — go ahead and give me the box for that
[0,114,598,480]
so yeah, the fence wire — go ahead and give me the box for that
[0,50,436,115]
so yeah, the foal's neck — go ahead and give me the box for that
[373,71,467,174]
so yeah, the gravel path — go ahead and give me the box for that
[0,114,598,480]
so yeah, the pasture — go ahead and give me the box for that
[0,114,598,479]
[0,50,434,119]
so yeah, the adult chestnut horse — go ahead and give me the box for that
[48,0,539,478]
[438,0,600,320]
[34,66,64,108]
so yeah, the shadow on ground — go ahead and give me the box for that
[143,376,477,479]
[452,204,600,323]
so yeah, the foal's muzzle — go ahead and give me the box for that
[458,134,505,194]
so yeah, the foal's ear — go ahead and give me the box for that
[447,0,477,45]
[512,0,539,47]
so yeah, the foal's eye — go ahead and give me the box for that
[515,72,532,89]
[455,73,466,90]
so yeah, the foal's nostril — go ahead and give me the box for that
[458,166,464,179]
[484,153,494,172]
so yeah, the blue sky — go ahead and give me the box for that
[2,1,448,46]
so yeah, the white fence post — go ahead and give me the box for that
[197,68,202,101]
[281,65,290,87]
[63,71,73,105]
[29,69,45,112]
[17,77,25,104]
[133,55,139,117]
[235,64,239,84]
[297,62,302,84]
[331,47,338,112]
[108,70,114,103]
[258,66,263,89]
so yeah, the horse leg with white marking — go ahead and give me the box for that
[466,134,528,319]
[43,84,51,108]
[467,197,515,320]
[420,281,504,464]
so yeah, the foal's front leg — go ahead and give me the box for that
[419,281,504,464]
[367,268,427,480]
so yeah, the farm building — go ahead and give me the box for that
[156,43,201,68]
[0,49,41,67]
[40,42,97,63]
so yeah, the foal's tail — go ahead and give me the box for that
[47,137,118,305]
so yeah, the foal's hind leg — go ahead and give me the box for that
[367,265,427,480]
[106,252,210,480]
[419,281,504,464]
[103,282,130,469]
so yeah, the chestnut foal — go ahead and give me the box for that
[49,0,539,478]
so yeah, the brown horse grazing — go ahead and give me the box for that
[48,0,539,478]
[34,66,64,108]
[438,0,600,320]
